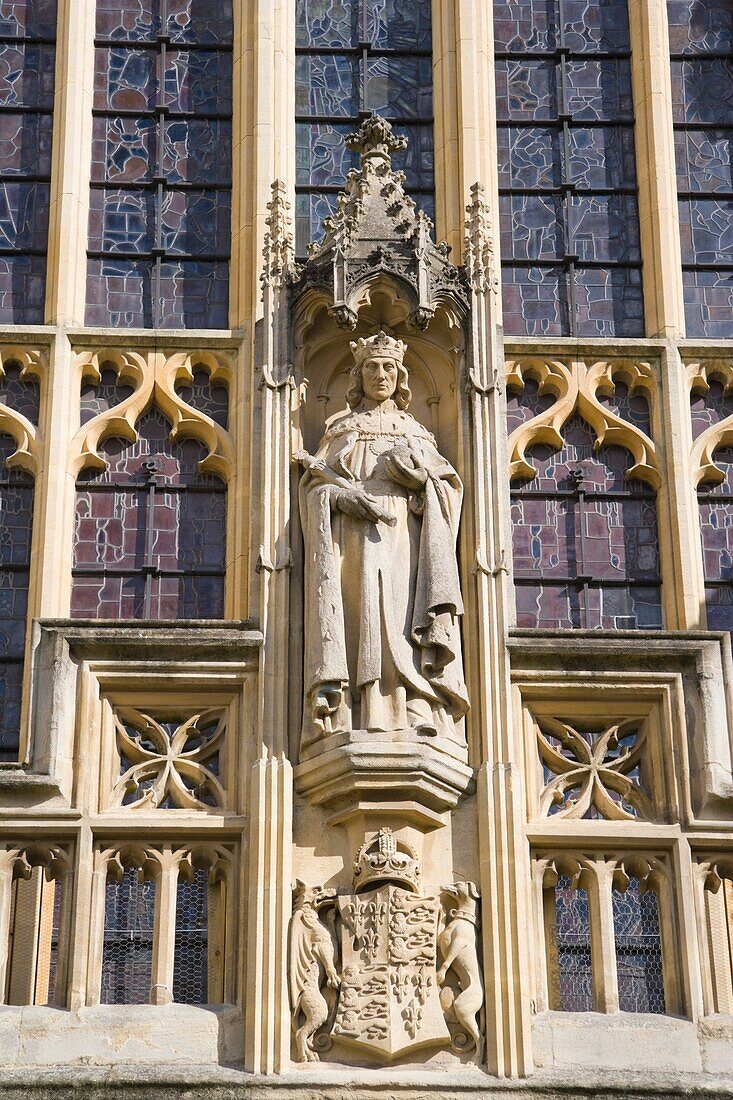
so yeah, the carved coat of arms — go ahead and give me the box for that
[290,829,484,1064]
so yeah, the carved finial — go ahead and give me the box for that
[346,114,407,164]
[261,179,294,289]
[464,182,498,296]
[349,330,407,367]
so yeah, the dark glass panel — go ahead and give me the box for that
[0,254,45,322]
[502,265,568,337]
[163,49,232,114]
[667,0,733,54]
[173,869,208,1004]
[80,367,135,425]
[101,871,155,1005]
[681,269,733,338]
[599,380,652,436]
[612,881,666,1014]
[552,875,594,1012]
[96,0,157,41]
[95,47,157,112]
[573,265,644,337]
[175,369,229,429]
[0,0,57,39]
[671,59,733,125]
[0,111,52,177]
[160,189,231,257]
[675,129,733,194]
[0,361,40,425]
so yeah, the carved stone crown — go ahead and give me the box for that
[353,828,420,894]
[350,331,407,367]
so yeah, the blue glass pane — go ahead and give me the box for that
[0,181,49,250]
[163,50,232,114]
[0,0,57,39]
[679,197,733,264]
[683,269,733,337]
[296,122,357,186]
[502,265,568,336]
[494,0,629,53]
[367,0,431,49]
[675,129,733,193]
[0,111,52,177]
[160,189,231,257]
[0,43,55,108]
[0,361,40,424]
[365,55,433,116]
[574,266,644,337]
[296,55,358,117]
[667,0,733,53]
[295,0,358,49]
[671,59,733,126]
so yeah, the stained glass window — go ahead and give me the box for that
[494,0,644,336]
[547,874,594,1011]
[86,0,233,328]
[612,878,666,1013]
[692,379,733,631]
[295,0,434,256]
[668,0,733,337]
[101,868,156,1005]
[71,373,227,619]
[0,0,57,323]
[0,363,39,761]
[509,382,663,629]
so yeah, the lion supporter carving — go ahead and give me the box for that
[298,331,469,754]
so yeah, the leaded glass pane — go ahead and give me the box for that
[668,0,733,336]
[551,875,593,1012]
[0,0,57,323]
[0,429,34,761]
[173,869,208,1004]
[509,404,663,630]
[71,403,227,620]
[612,880,666,1014]
[87,0,232,328]
[101,869,156,1005]
[495,0,643,337]
[694,381,733,632]
[295,0,434,254]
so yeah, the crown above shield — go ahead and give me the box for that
[349,331,407,368]
[353,828,420,894]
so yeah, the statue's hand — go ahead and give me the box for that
[334,488,385,523]
[385,447,427,490]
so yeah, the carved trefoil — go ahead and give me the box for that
[289,830,484,1065]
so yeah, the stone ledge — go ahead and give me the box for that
[0,1068,732,1100]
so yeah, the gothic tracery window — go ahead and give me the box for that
[508,380,663,630]
[71,370,227,620]
[86,0,233,328]
[667,0,733,338]
[295,0,434,256]
[691,377,733,631]
[494,0,644,336]
[0,0,57,322]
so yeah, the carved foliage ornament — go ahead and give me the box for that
[289,829,484,1064]
[69,348,234,480]
[506,356,660,489]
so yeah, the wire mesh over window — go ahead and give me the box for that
[86,0,233,328]
[547,874,594,1011]
[0,0,57,322]
[295,0,434,257]
[612,878,666,1014]
[101,867,156,1005]
[509,391,663,629]
[71,397,227,619]
[667,0,733,338]
[172,867,208,1003]
[692,380,733,632]
[494,0,644,336]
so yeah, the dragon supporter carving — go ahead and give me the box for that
[289,829,484,1064]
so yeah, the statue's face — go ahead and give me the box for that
[360,355,399,403]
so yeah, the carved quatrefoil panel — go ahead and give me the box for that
[110,708,226,812]
[537,718,653,821]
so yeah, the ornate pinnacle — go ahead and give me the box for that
[261,179,294,288]
[464,182,498,296]
[346,114,407,163]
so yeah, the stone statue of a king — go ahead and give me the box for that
[299,332,469,756]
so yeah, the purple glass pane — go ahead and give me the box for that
[675,129,733,194]
[85,257,155,326]
[94,47,156,111]
[690,379,733,440]
[96,0,157,41]
[573,266,644,338]
[667,0,733,54]
[163,50,232,114]
[502,265,568,336]
[0,181,49,250]
[295,0,357,49]
[156,261,229,328]
[698,446,733,632]
[599,380,652,436]
[572,194,640,262]
[506,377,556,435]
[0,0,57,39]
[682,269,733,339]
[498,126,561,190]
[0,432,33,758]
[671,59,733,126]
[366,0,431,49]
[88,187,155,254]
[0,361,40,424]
[80,367,135,425]
[0,254,45,323]
[166,0,233,45]
[0,43,54,108]
[176,369,228,428]
[0,112,52,177]
[91,115,157,184]
[296,54,357,117]
[162,118,231,185]
[160,189,231,257]
[85,258,229,329]
[679,197,733,265]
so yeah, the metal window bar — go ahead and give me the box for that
[72,460,226,618]
[495,0,640,335]
[511,470,662,628]
[90,0,232,326]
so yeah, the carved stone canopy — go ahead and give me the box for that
[290,114,469,330]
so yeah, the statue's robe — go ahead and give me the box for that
[300,398,468,752]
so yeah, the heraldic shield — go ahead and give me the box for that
[332,883,450,1058]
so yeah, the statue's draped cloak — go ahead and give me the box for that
[300,400,468,747]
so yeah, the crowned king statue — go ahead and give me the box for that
[298,331,469,755]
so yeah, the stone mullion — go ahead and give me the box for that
[657,343,706,628]
[150,851,178,1006]
[628,0,685,338]
[668,840,703,1019]
[432,0,496,261]
[82,841,107,1007]
[44,0,96,326]
[589,860,619,1014]
[0,851,17,1002]
[468,188,532,1074]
